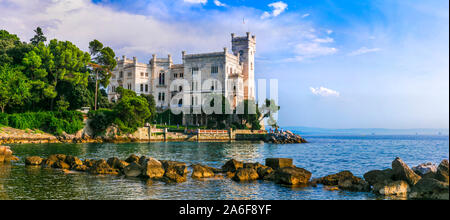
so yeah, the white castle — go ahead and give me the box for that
[107,32,256,126]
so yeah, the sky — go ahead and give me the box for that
[0,0,448,129]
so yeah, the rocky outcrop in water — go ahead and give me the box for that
[313,171,370,192]
[264,131,307,144]
[362,157,449,200]
[0,145,19,163]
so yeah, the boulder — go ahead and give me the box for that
[243,162,265,170]
[408,178,449,200]
[363,169,393,186]
[89,159,119,175]
[257,166,274,179]
[0,146,13,163]
[53,160,70,169]
[65,156,83,168]
[191,164,216,179]
[123,162,143,177]
[25,156,43,166]
[318,171,354,186]
[72,164,88,172]
[412,162,437,176]
[48,154,67,162]
[265,158,293,170]
[338,176,370,192]
[221,159,243,173]
[83,159,95,168]
[272,167,312,185]
[125,154,140,163]
[107,157,129,171]
[391,157,421,186]
[232,168,259,182]
[140,157,165,179]
[435,159,449,183]
[162,161,188,183]
[373,180,410,195]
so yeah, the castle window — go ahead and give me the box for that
[128,72,132,77]
[192,67,199,75]
[180,73,184,78]
[179,86,182,92]
[140,84,143,92]
[211,66,218,74]
[141,72,144,77]
[145,72,148,77]
[127,83,132,90]
[145,84,148,92]
[119,71,123,78]
[159,72,165,85]
[174,73,178,78]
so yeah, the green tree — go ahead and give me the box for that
[88,39,117,110]
[113,87,151,133]
[141,94,157,122]
[0,65,31,113]
[0,30,21,65]
[56,96,70,112]
[236,99,262,130]
[30,27,47,46]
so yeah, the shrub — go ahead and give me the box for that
[0,113,8,126]
[1,111,84,135]
[88,109,116,135]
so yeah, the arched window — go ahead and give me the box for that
[159,71,165,85]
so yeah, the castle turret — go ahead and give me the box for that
[231,32,256,100]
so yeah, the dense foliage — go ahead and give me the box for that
[0,111,84,135]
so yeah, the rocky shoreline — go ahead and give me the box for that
[1,126,307,144]
[2,145,448,200]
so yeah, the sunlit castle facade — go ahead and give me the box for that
[107,32,256,125]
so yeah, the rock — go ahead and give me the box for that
[221,159,243,173]
[243,162,265,170]
[232,168,259,181]
[123,162,143,177]
[412,162,437,176]
[25,156,43,166]
[191,164,216,179]
[318,171,354,186]
[265,158,293,170]
[162,161,188,183]
[48,154,67,162]
[89,159,119,175]
[363,169,393,186]
[273,167,312,185]
[107,157,129,171]
[72,164,88,172]
[435,159,449,183]
[83,159,95,168]
[65,156,83,168]
[140,157,165,179]
[257,166,274,179]
[0,146,13,163]
[53,160,70,169]
[124,154,140,163]
[338,176,370,192]
[373,180,410,195]
[391,157,421,186]
[408,178,449,200]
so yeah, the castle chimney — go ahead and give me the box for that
[246,32,250,38]
[133,56,137,63]
[224,47,228,54]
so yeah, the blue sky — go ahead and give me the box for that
[1,0,448,129]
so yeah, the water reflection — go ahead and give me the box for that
[3,135,448,200]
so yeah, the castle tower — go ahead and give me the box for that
[231,32,256,100]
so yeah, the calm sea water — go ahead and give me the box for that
[1,134,448,200]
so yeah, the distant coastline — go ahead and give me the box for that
[285,126,449,136]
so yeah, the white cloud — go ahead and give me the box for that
[261,1,288,19]
[326,30,333,34]
[184,0,207,4]
[301,13,310,18]
[348,47,381,56]
[0,0,336,63]
[310,87,340,97]
[213,0,226,7]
